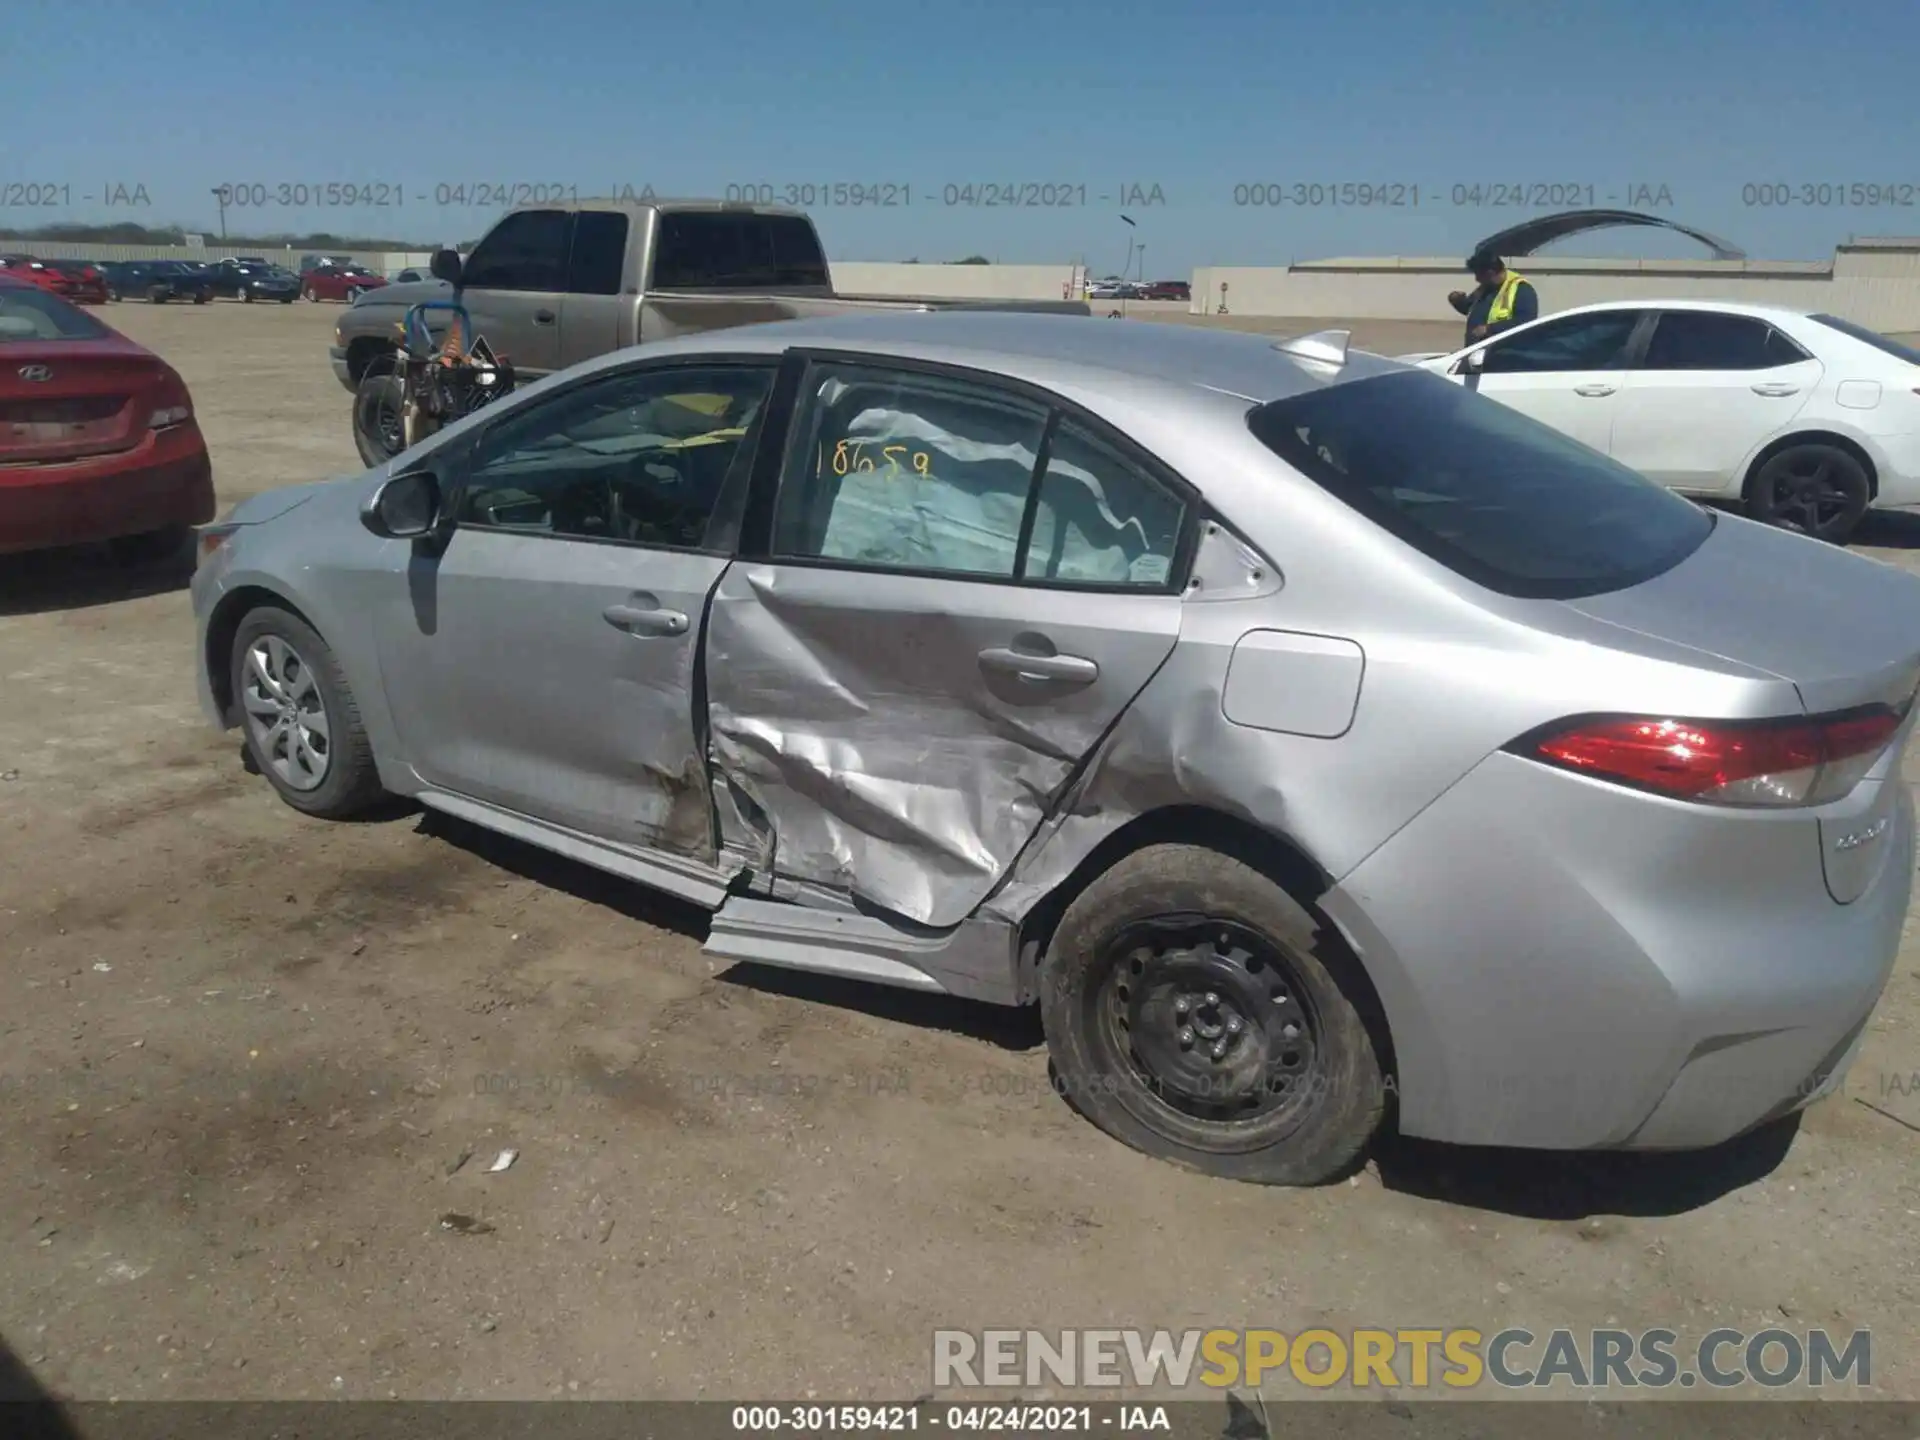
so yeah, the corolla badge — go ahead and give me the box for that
[1833,817,1890,852]
[18,365,52,382]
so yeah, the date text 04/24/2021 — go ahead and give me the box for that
[729,1406,1173,1432]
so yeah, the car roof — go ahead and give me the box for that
[628,309,1405,405]
[1543,297,1811,323]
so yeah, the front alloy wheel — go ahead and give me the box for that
[240,635,331,792]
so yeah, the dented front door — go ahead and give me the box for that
[382,532,728,859]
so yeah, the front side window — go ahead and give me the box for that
[1477,311,1641,374]
[456,363,775,549]
[461,209,573,292]
[1249,370,1712,599]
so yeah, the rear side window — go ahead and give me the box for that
[651,213,830,290]
[1248,370,1712,599]
[1809,313,1920,367]
[1642,312,1808,370]
[567,211,629,295]
[0,286,109,340]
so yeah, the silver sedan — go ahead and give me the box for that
[191,311,1920,1184]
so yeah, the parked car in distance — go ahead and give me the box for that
[1141,279,1191,301]
[298,252,358,274]
[300,264,387,303]
[141,261,217,304]
[0,255,78,297]
[41,260,110,304]
[1410,300,1920,545]
[207,259,300,303]
[0,275,214,562]
[194,311,1920,1184]
[1088,279,1140,299]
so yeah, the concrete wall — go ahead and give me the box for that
[5,240,432,270]
[830,262,1083,301]
[1191,241,1920,329]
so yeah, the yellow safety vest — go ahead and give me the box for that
[1486,271,1528,325]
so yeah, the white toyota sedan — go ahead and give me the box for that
[1407,301,1920,544]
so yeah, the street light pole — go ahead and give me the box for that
[211,187,229,240]
[1117,213,1137,318]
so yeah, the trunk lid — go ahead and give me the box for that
[1566,514,1920,718]
[0,342,163,465]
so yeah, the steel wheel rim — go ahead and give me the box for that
[241,635,332,791]
[1768,456,1854,533]
[1093,915,1326,1130]
[357,373,404,457]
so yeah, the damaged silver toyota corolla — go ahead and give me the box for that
[192,310,1920,1184]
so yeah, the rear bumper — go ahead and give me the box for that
[0,427,216,554]
[1322,749,1914,1151]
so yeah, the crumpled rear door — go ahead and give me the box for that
[703,563,1181,927]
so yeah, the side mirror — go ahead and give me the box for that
[361,468,443,539]
[429,248,463,285]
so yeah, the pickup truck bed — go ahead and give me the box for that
[331,199,1087,464]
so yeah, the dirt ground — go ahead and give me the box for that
[1,299,1917,1405]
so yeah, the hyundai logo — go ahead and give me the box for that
[18,365,52,382]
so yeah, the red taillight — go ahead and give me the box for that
[1522,706,1907,807]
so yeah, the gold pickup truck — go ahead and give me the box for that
[331,197,1088,465]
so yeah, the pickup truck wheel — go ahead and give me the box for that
[352,355,407,467]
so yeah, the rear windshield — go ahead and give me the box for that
[0,285,111,341]
[1247,369,1712,599]
[651,212,830,290]
[1810,313,1920,367]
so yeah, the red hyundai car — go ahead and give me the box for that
[299,264,387,303]
[0,276,215,562]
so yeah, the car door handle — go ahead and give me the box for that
[978,646,1099,685]
[1751,382,1800,396]
[533,309,556,325]
[603,604,688,637]
[1573,383,1617,397]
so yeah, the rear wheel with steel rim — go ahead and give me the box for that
[1040,843,1388,1185]
[229,606,385,818]
[1746,442,1870,544]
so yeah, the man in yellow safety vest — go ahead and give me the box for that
[1447,248,1538,346]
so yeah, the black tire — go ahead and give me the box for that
[229,605,385,819]
[193,291,209,305]
[279,295,295,304]
[243,288,255,303]
[106,525,188,566]
[1040,843,1387,1185]
[1745,442,1871,544]
[149,288,169,304]
[351,352,406,468]
[303,287,317,302]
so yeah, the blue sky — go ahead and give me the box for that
[5,0,1918,273]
